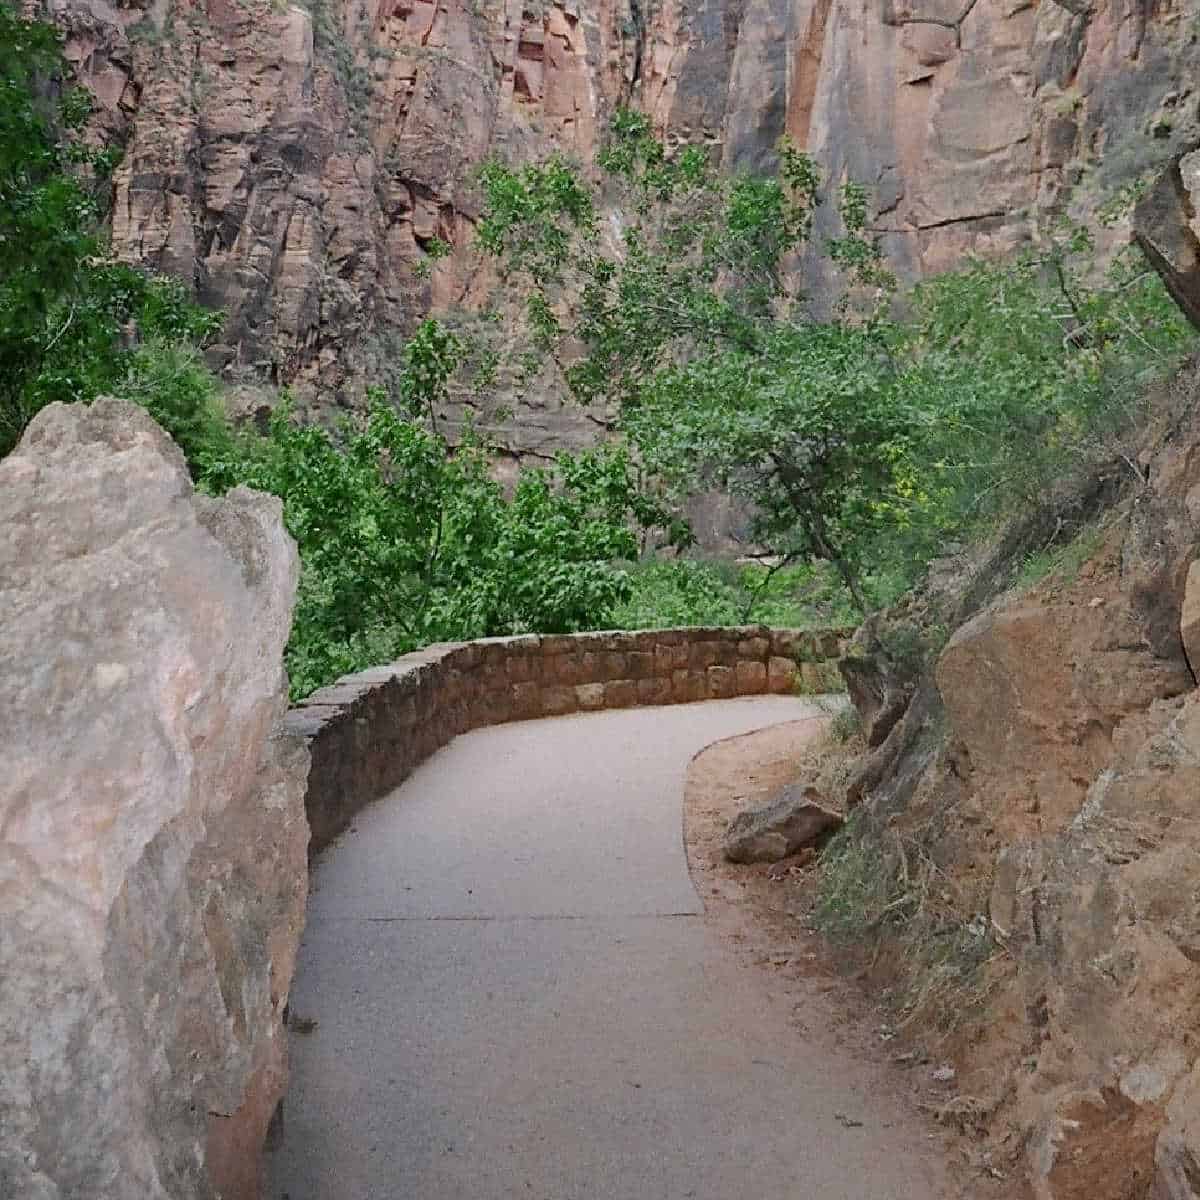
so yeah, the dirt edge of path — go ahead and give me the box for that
[682,717,1019,1200]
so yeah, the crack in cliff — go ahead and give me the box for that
[897,0,1089,51]
[787,0,836,148]
[915,208,1007,231]
[893,0,981,51]
[628,0,646,88]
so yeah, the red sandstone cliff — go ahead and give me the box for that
[46,0,1200,456]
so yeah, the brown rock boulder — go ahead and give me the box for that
[936,601,1191,838]
[1135,147,1200,334]
[0,401,310,1200]
[1180,559,1200,681]
[723,783,843,864]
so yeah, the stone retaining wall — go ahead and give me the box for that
[285,626,853,853]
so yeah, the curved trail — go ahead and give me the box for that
[267,697,951,1200]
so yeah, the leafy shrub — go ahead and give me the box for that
[612,561,744,629]
[119,339,237,474]
[0,1,222,456]
[887,238,1190,559]
[198,396,663,699]
[612,559,868,631]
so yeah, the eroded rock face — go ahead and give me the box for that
[43,0,1200,454]
[1135,147,1200,334]
[0,400,309,1200]
[983,686,1200,1200]
[905,396,1200,1198]
[936,598,1193,839]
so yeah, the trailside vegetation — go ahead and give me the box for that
[196,336,673,698]
[475,111,1193,610]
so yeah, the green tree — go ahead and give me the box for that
[624,323,913,612]
[477,111,900,611]
[0,0,220,457]
[475,111,1192,611]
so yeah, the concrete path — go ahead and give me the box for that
[267,697,951,1200]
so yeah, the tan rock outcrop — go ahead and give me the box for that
[0,400,309,1200]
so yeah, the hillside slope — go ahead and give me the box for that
[809,341,1200,1197]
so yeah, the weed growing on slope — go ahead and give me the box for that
[813,808,1000,1036]
[1016,523,1107,591]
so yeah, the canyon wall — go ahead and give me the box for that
[48,0,1200,456]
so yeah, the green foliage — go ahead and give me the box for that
[246,418,656,700]
[119,339,237,473]
[888,235,1190,562]
[612,560,744,629]
[612,559,863,631]
[624,322,914,612]
[393,317,464,423]
[475,112,912,610]
[476,112,1194,611]
[193,329,668,698]
[477,156,595,285]
[0,0,221,456]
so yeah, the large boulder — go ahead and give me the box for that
[0,401,310,1200]
[936,601,1191,838]
[723,783,843,864]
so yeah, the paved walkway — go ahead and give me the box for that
[267,697,951,1200]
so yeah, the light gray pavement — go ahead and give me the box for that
[267,697,952,1200]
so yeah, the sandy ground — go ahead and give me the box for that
[684,717,1010,1199]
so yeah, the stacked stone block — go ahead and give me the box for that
[287,626,853,852]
